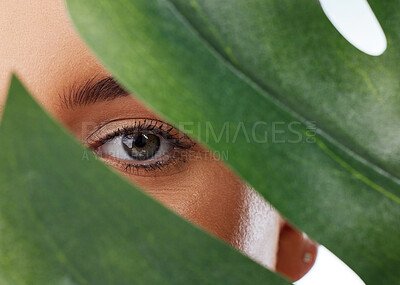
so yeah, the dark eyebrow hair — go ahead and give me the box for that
[61,76,130,109]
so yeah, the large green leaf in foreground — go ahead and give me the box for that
[66,0,400,284]
[0,77,288,284]
[172,0,400,177]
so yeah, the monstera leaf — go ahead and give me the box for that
[0,76,289,284]
[62,0,400,284]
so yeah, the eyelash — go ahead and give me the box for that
[88,118,196,175]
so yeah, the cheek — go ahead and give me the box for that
[124,157,281,270]
[124,159,244,239]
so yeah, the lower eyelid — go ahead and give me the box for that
[98,148,191,177]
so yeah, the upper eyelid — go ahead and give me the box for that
[82,117,133,145]
[81,117,170,144]
[86,118,196,149]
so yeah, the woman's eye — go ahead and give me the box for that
[98,132,172,162]
[86,118,196,175]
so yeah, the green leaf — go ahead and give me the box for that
[0,76,289,284]
[171,0,400,177]
[65,0,400,283]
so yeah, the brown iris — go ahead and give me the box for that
[122,133,160,161]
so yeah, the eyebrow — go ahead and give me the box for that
[61,76,130,109]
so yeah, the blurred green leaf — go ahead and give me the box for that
[66,0,400,283]
[0,76,288,284]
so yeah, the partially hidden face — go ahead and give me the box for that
[0,0,316,281]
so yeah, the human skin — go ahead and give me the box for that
[0,0,316,281]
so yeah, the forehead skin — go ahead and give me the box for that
[0,0,106,114]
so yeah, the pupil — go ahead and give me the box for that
[134,134,147,148]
